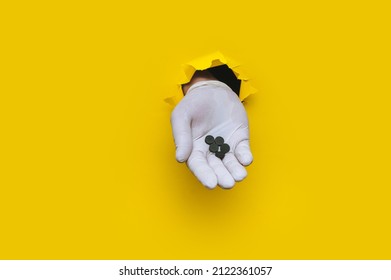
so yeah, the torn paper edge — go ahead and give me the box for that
[164,51,257,106]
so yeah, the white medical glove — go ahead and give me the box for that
[171,80,253,189]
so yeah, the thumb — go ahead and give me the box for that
[171,110,193,162]
[235,140,253,166]
[231,127,253,166]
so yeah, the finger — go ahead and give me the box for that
[187,150,217,189]
[207,154,235,189]
[235,140,253,166]
[170,110,192,162]
[223,153,247,182]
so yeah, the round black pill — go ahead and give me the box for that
[215,136,224,145]
[209,143,218,153]
[215,152,225,160]
[205,135,215,145]
[221,143,230,153]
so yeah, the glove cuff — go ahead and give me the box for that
[186,80,233,95]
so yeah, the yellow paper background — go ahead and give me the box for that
[1,0,391,259]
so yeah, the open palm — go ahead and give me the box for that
[171,81,253,189]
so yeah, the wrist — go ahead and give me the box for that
[182,70,217,95]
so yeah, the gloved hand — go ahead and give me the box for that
[171,80,253,189]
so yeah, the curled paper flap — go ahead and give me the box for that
[165,51,257,106]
